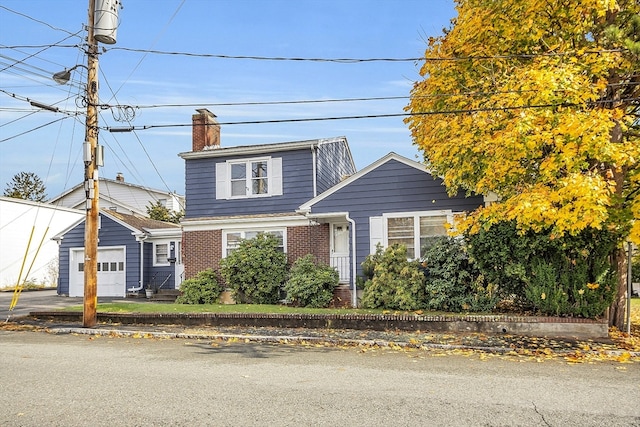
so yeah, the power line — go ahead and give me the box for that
[2,44,624,63]
[104,46,629,63]
[102,98,640,132]
[0,116,70,143]
[0,6,83,38]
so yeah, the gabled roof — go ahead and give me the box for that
[178,136,349,159]
[48,177,183,203]
[298,152,431,212]
[105,210,180,232]
[52,209,180,240]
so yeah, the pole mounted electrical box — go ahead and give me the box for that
[94,0,121,45]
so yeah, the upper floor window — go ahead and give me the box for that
[231,160,269,197]
[216,157,283,199]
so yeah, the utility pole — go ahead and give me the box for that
[83,0,99,327]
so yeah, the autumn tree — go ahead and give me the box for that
[3,171,47,202]
[406,0,639,327]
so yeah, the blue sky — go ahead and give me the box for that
[0,0,456,199]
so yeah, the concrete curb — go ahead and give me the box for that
[46,326,640,358]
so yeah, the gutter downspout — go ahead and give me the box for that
[345,213,357,307]
[127,234,148,292]
[311,145,318,197]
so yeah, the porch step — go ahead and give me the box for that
[149,289,181,303]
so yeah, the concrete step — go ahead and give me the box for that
[149,288,181,302]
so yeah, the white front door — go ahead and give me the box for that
[174,241,185,289]
[330,223,350,283]
[69,247,126,297]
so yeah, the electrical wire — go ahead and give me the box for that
[0,116,70,143]
[0,6,83,38]
[104,46,629,63]
[101,98,640,132]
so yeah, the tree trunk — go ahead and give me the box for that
[609,246,628,329]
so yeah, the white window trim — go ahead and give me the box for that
[381,210,454,258]
[153,240,172,266]
[221,228,287,258]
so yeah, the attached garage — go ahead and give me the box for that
[69,247,126,297]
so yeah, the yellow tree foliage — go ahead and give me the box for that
[406,0,639,244]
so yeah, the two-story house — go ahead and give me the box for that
[179,109,357,284]
[180,109,488,306]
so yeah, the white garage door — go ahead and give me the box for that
[69,247,126,297]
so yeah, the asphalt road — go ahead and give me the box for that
[1,330,638,426]
[0,289,125,319]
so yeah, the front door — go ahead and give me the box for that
[330,223,350,283]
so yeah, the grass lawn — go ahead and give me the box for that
[64,297,640,318]
[66,301,394,316]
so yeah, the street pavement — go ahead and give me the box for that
[1,329,639,427]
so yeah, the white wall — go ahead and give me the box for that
[0,197,83,287]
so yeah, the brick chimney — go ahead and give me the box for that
[192,109,220,151]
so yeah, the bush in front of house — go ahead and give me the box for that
[175,268,223,304]
[284,254,339,308]
[466,221,618,318]
[219,233,288,304]
[360,244,426,310]
[421,236,498,313]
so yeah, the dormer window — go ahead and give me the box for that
[216,156,282,199]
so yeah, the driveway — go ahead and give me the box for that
[0,289,127,319]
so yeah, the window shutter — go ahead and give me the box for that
[369,216,384,254]
[215,162,228,199]
[271,157,283,196]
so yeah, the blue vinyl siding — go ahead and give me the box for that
[58,215,141,295]
[185,149,316,218]
[310,159,484,276]
[315,140,356,194]
[143,241,175,290]
[57,221,84,295]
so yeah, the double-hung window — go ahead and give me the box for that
[154,242,170,266]
[231,160,269,197]
[371,211,452,259]
[216,157,282,199]
[223,229,285,257]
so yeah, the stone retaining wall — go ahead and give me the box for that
[29,311,609,339]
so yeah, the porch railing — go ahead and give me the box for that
[330,256,350,284]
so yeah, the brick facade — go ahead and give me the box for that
[184,224,330,280]
[286,223,330,265]
[182,229,222,279]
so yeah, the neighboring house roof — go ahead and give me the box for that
[48,177,185,216]
[298,152,432,213]
[179,136,355,165]
[52,209,180,241]
[106,210,181,233]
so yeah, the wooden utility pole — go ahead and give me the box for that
[83,0,99,328]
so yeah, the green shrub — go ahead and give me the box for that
[360,244,426,310]
[633,254,640,283]
[175,269,223,304]
[219,233,288,304]
[524,261,571,316]
[284,254,339,308]
[421,237,498,312]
